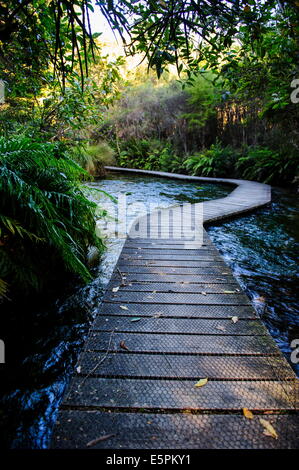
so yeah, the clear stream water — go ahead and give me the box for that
[0,172,298,449]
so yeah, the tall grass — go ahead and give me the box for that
[72,142,116,176]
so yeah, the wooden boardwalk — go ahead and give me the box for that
[51,169,298,449]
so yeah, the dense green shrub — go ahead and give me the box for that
[237,147,299,185]
[0,136,104,300]
[116,137,186,173]
[158,146,186,173]
[118,138,163,170]
[184,141,239,177]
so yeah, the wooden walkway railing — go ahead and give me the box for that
[51,169,298,449]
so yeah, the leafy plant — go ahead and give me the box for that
[184,141,239,177]
[159,146,186,173]
[0,136,104,299]
[237,147,299,184]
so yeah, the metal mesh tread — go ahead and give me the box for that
[98,303,257,319]
[111,273,238,283]
[103,291,251,305]
[118,260,225,268]
[52,410,299,449]
[116,266,232,275]
[85,331,279,355]
[107,281,241,293]
[92,317,267,335]
[76,352,294,380]
[62,377,298,410]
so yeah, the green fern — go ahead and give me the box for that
[0,136,105,299]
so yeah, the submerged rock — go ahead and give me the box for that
[86,245,100,267]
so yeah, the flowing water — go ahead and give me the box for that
[207,187,299,376]
[0,173,298,449]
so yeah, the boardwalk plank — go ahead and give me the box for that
[103,291,251,305]
[98,303,257,318]
[92,316,267,335]
[63,377,298,410]
[77,352,293,380]
[52,410,299,449]
[85,331,278,355]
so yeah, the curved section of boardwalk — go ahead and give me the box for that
[105,167,272,224]
[51,168,298,449]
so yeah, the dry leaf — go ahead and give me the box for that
[120,305,128,310]
[195,378,208,388]
[231,316,239,323]
[243,408,254,419]
[152,312,163,318]
[112,286,120,293]
[259,418,278,439]
[76,366,81,374]
[201,292,207,295]
[131,317,141,322]
[120,340,130,351]
[216,325,226,332]
[256,296,266,303]
[223,290,235,294]
[86,434,115,447]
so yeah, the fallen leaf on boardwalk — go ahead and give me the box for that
[120,305,128,310]
[216,278,225,281]
[256,296,266,303]
[86,434,115,447]
[243,408,254,419]
[152,312,163,318]
[147,295,154,299]
[76,366,81,374]
[131,317,141,322]
[231,316,239,323]
[112,286,120,293]
[201,292,207,295]
[120,340,130,351]
[223,291,235,294]
[194,378,208,388]
[259,419,278,439]
[216,325,226,332]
